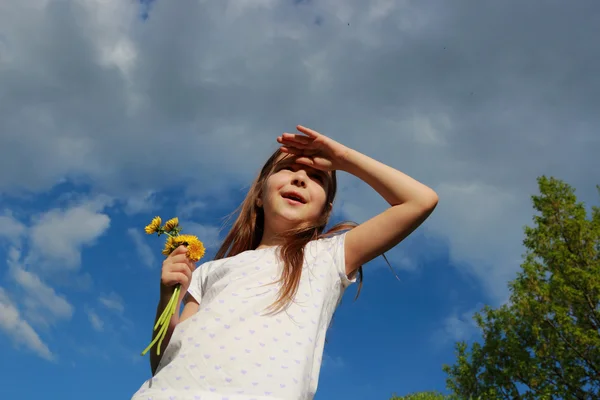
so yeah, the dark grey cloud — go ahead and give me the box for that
[0,0,598,299]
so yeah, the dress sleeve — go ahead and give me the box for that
[319,231,356,288]
[186,261,209,303]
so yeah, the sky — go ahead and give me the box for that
[0,0,599,399]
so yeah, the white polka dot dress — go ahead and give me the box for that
[131,233,354,400]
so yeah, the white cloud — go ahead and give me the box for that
[8,262,74,326]
[127,228,156,268]
[7,245,21,265]
[98,292,125,314]
[1,0,598,306]
[86,308,104,332]
[122,191,158,215]
[28,199,111,270]
[93,293,133,334]
[176,200,207,219]
[440,310,480,343]
[429,182,528,300]
[0,212,26,243]
[184,221,222,250]
[0,200,110,359]
[432,303,492,347]
[0,287,53,361]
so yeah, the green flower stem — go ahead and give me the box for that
[154,314,170,355]
[140,321,164,356]
[153,288,176,331]
[158,286,180,351]
[141,285,181,356]
[157,228,181,238]
[140,221,186,357]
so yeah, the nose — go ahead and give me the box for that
[291,171,307,188]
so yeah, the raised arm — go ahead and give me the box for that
[338,149,438,275]
[276,125,438,276]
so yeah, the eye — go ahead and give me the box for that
[310,173,324,183]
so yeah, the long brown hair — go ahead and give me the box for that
[214,148,363,313]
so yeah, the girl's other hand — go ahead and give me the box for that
[276,125,353,172]
[160,245,196,298]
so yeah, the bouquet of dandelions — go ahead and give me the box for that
[140,216,205,357]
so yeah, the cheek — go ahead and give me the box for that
[311,187,328,210]
[263,176,283,202]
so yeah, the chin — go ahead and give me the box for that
[271,211,318,229]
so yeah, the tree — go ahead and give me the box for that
[389,391,453,400]
[443,176,600,399]
[388,391,480,400]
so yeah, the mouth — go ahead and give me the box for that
[281,191,307,204]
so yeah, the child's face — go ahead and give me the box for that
[260,156,331,232]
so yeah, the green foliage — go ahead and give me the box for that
[443,177,600,399]
[389,391,451,400]
[389,391,481,400]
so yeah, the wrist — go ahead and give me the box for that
[159,284,176,301]
[336,147,364,174]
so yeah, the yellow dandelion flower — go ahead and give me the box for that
[145,216,162,234]
[162,236,178,256]
[172,234,206,262]
[171,234,194,247]
[163,217,179,232]
[186,238,206,262]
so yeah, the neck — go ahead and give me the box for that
[256,226,284,250]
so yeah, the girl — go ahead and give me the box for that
[131,126,438,400]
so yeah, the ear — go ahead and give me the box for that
[256,197,263,208]
[323,201,333,214]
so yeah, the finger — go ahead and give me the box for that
[279,146,304,155]
[282,133,313,144]
[185,257,197,271]
[164,272,189,287]
[165,263,193,281]
[294,156,315,166]
[177,263,194,280]
[172,252,196,269]
[169,252,189,262]
[296,125,320,138]
[164,261,187,273]
[168,245,188,258]
[277,135,310,146]
[278,138,310,149]
[187,257,197,269]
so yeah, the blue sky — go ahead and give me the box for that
[1,182,484,399]
[1,1,598,399]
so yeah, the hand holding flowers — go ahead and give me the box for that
[140,217,205,356]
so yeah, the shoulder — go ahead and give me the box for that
[305,231,355,286]
[191,258,218,280]
[305,231,347,254]
[195,258,216,272]
[193,249,257,276]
